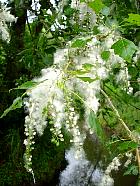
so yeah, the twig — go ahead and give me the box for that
[100,89,132,137]
[101,89,140,174]
[136,148,140,173]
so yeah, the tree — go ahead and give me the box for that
[0,0,140,185]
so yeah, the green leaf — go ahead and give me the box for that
[0,97,23,118]
[70,70,89,75]
[117,141,138,152]
[88,110,104,139]
[82,63,94,70]
[64,7,75,16]
[101,51,110,61]
[14,81,38,90]
[71,39,87,48]
[88,0,105,14]
[125,14,140,26]
[124,165,139,176]
[111,39,137,62]
[77,76,98,83]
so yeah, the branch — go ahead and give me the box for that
[100,89,140,175]
[100,89,132,137]
[105,84,140,110]
[136,148,140,174]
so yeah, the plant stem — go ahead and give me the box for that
[136,148,140,179]
[101,89,140,174]
[100,89,132,137]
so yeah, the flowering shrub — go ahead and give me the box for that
[0,0,140,184]
[22,24,139,183]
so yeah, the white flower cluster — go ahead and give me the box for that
[23,22,132,173]
[48,0,68,31]
[99,156,121,186]
[105,156,121,174]
[64,93,86,159]
[50,0,97,32]
[98,174,114,186]
[70,0,97,29]
[60,147,114,186]
[0,8,16,41]
[124,152,133,167]
[116,65,134,94]
[23,68,64,171]
[59,147,94,186]
[71,0,80,9]
[49,89,65,144]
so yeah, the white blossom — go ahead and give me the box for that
[0,8,16,41]
[99,174,114,186]
[24,139,28,146]
[71,0,80,8]
[46,9,52,15]
[23,21,131,175]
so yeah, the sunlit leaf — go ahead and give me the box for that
[88,0,105,14]
[70,70,89,75]
[71,39,87,48]
[14,81,38,90]
[117,141,138,152]
[82,63,94,70]
[0,97,23,118]
[125,14,140,26]
[101,51,110,61]
[77,76,98,83]
[111,39,137,62]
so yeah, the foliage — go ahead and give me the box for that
[0,97,23,119]
[124,14,140,26]
[0,129,32,186]
[0,8,16,42]
[111,38,137,62]
[88,110,104,140]
[0,0,140,185]
[0,127,70,186]
[124,165,139,176]
[88,0,105,14]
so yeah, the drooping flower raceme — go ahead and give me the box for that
[23,68,64,174]
[99,156,121,186]
[23,23,131,177]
